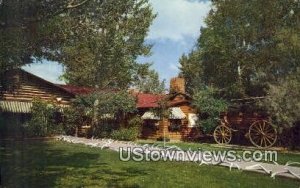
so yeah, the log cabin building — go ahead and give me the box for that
[0,69,200,140]
[0,69,75,137]
[136,78,200,141]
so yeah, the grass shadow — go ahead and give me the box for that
[0,140,151,187]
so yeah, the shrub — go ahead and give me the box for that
[128,115,143,128]
[72,91,137,138]
[93,121,116,138]
[192,87,228,133]
[111,127,139,141]
[263,69,300,129]
[61,107,84,135]
[26,99,63,137]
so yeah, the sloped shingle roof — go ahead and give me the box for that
[134,93,165,108]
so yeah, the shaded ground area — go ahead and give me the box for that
[0,140,299,187]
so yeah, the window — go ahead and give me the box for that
[169,119,181,132]
[145,120,159,131]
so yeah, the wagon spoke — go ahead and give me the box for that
[258,123,263,133]
[262,121,266,131]
[252,127,260,133]
[264,127,273,134]
[261,122,267,132]
[251,134,261,139]
[260,137,264,146]
[214,131,221,135]
[265,133,275,139]
[261,137,265,148]
[255,124,264,134]
[224,133,230,137]
[264,136,272,145]
[263,137,268,147]
[222,137,226,143]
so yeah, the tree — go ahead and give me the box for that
[263,68,300,128]
[179,50,203,94]
[192,87,228,133]
[1,0,156,92]
[73,90,137,137]
[0,0,92,72]
[60,0,156,89]
[180,0,300,99]
[133,66,166,94]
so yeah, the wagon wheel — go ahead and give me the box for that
[213,125,232,144]
[249,120,277,148]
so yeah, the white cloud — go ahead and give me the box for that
[169,63,179,71]
[148,0,211,41]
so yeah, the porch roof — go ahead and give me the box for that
[169,107,186,119]
[0,100,68,113]
[141,107,186,120]
[0,101,32,113]
[141,111,160,120]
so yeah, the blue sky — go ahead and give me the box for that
[23,0,211,86]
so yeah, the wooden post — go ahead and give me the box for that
[159,118,169,146]
[75,126,78,137]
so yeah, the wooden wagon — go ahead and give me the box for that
[213,98,278,148]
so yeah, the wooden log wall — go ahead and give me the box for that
[178,105,201,140]
[140,93,202,141]
[0,69,74,105]
[142,103,201,141]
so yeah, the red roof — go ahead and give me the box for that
[57,85,94,95]
[134,93,166,108]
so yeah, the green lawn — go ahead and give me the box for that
[138,140,300,165]
[0,140,299,188]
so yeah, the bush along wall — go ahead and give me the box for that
[25,99,63,137]
[110,115,143,141]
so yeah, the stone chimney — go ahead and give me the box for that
[170,77,185,94]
